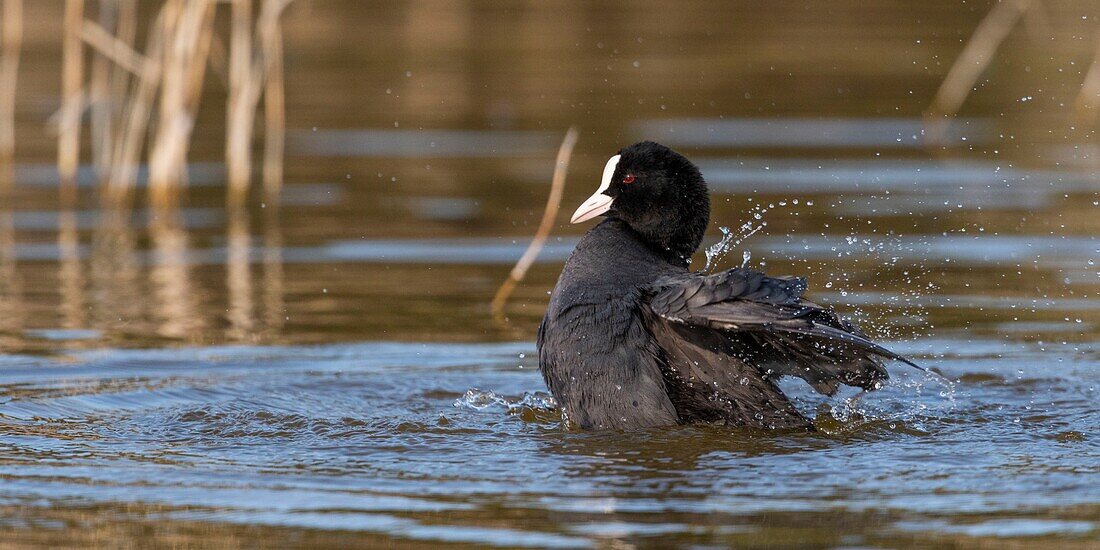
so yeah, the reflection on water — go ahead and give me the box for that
[0,339,1094,547]
[289,129,559,158]
[88,208,141,338]
[634,117,992,148]
[696,157,1099,193]
[227,207,255,340]
[0,0,1098,546]
[0,207,21,341]
[262,206,286,335]
[149,207,205,340]
[57,208,84,329]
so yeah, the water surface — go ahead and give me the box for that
[1,1,1098,547]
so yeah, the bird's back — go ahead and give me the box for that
[537,220,681,429]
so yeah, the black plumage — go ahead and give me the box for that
[537,141,918,430]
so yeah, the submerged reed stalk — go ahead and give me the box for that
[927,0,1031,121]
[1075,36,1100,116]
[0,0,21,189]
[490,126,579,319]
[111,2,136,131]
[928,0,1100,133]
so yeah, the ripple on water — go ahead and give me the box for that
[0,339,1095,546]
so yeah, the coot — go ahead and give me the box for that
[537,141,918,430]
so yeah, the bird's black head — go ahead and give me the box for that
[571,141,710,266]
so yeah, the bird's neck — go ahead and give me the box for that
[606,215,705,269]
[626,199,709,268]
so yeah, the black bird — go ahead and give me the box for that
[537,141,918,431]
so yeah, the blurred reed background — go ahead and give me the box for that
[0,1,1097,351]
[52,0,291,206]
[1,0,294,349]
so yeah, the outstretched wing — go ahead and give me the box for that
[645,267,918,397]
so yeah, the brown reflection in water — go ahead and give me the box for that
[226,205,254,341]
[541,425,822,486]
[89,207,142,334]
[148,206,204,340]
[262,204,284,335]
[57,207,85,329]
[0,502,1092,549]
[0,205,21,340]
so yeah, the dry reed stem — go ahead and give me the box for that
[925,0,1030,140]
[105,3,168,204]
[928,0,1030,116]
[81,0,138,184]
[261,19,284,202]
[80,20,148,78]
[225,0,252,205]
[1021,0,1051,42]
[59,0,85,202]
[206,30,229,88]
[227,0,292,207]
[89,1,117,178]
[1074,35,1100,116]
[490,126,579,318]
[145,0,184,203]
[67,0,291,208]
[0,0,21,190]
[91,0,137,184]
[111,1,136,127]
[179,0,217,193]
[184,3,216,112]
[108,0,135,185]
[148,0,214,206]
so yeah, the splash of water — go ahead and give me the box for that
[703,203,773,272]
[703,226,736,272]
[453,388,557,413]
[823,368,957,435]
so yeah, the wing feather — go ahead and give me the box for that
[645,267,919,397]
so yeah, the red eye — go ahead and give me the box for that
[622,174,636,184]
